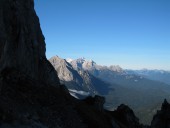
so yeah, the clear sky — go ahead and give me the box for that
[34,0,170,70]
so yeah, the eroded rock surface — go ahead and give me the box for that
[0,0,59,87]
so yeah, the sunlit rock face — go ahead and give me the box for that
[0,0,59,86]
[49,56,111,97]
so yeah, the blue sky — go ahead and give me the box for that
[34,0,170,70]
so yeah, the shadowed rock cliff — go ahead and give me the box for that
[151,99,170,128]
[0,0,59,87]
[110,104,142,128]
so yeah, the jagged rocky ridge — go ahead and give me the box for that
[0,0,145,128]
[49,56,113,98]
[151,99,170,128]
[49,56,97,96]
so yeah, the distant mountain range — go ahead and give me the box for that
[49,56,170,125]
[126,69,170,85]
[49,56,113,99]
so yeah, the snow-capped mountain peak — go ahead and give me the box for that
[66,58,73,63]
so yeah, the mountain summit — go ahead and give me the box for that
[49,56,113,98]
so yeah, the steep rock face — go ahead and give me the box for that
[49,56,113,97]
[49,56,82,83]
[49,56,96,96]
[151,99,170,128]
[0,0,59,87]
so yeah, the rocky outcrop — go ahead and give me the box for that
[151,99,170,128]
[0,0,59,87]
[111,104,142,128]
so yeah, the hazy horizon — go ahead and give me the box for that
[35,0,170,70]
[48,55,170,71]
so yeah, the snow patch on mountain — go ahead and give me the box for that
[69,89,90,96]
[66,58,73,63]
